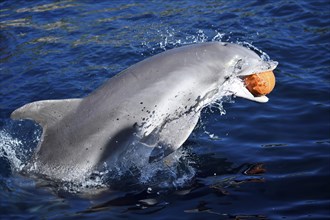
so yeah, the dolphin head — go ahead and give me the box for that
[219,43,278,103]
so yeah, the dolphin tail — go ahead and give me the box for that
[11,98,82,127]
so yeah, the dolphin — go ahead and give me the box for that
[11,42,277,181]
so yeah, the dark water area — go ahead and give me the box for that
[1,0,330,219]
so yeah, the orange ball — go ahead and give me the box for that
[244,71,276,96]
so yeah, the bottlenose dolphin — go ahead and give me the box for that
[11,42,277,181]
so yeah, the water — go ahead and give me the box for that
[1,0,329,219]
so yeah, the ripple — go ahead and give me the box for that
[16,1,77,13]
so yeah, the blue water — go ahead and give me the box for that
[1,0,330,219]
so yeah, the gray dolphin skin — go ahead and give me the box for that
[11,42,278,181]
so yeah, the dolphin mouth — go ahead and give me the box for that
[228,60,278,103]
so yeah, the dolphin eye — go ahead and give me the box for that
[266,62,272,69]
[234,59,245,72]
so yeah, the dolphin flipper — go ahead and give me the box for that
[11,99,82,127]
[147,111,201,162]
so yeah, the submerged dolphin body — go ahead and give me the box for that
[11,42,277,181]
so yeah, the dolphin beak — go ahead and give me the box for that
[229,60,278,103]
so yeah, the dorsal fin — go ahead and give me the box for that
[11,99,82,127]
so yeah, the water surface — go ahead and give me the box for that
[1,0,329,219]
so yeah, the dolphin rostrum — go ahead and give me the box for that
[11,42,278,181]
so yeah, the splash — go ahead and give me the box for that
[24,144,197,195]
[0,130,25,172]
[103,145,196,190]
[1,123,196,194]
[238,41,271,61]
[141,28,211,52]
[141,28,271,62]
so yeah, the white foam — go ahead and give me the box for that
[0,130,25,171]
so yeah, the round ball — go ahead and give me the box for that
[244,71,276,96]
